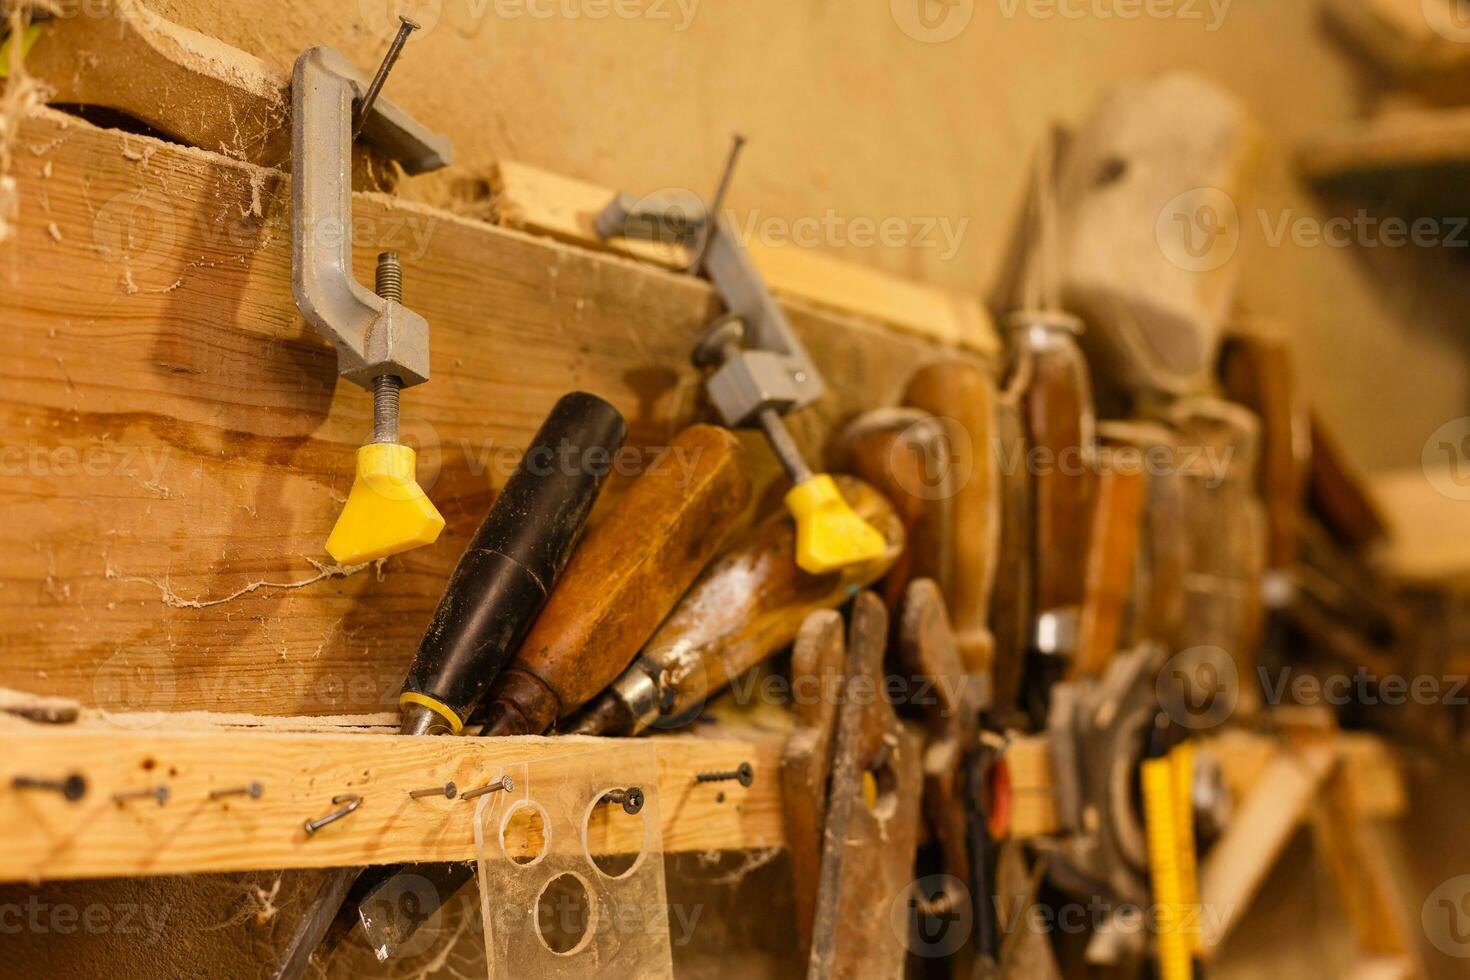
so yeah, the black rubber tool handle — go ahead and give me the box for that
[399,391,627,730]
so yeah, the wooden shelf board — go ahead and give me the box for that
[0,721,786,883]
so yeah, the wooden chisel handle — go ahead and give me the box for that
[570,476,904,736]
[479,425,751,736]
[903,359,1002,675]
[1013,313,1098,641]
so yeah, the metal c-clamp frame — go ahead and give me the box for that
[595,148,886,574]
[290,42,453,564]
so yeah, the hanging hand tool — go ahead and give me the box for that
[398,391,628,736]
[290,34,453,564]
[273,392,626,980]
[780,610,847,962]
[1037,645,1163,969]
[478,424,751,736]
[1097,422,1188,654]
[1159,397,1265,708]
[1008,310,1098,721]
[988,368,1036,722]
[807,591,923,980]
[896,578,988,978]
[569,476,903,737]
[595,139,887,575]
[902,360,1003,677]
[834,409,956,617]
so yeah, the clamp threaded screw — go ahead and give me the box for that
[371,252,404,445]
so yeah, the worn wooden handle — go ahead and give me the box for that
[480,425,752,735]
[1026,336,1098,615]
[903,359,1003,674]
[649,476,904,721]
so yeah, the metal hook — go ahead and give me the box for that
[303,794,362,836]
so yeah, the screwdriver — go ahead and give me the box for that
[398,390,629,735]
[571,474,904,737]
[273,391,627,980]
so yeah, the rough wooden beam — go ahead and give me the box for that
[1299,107,1470,181]
[0,107,978,716]
[489,159,1000,356]
[1199,744,1337,957]
[0,722,785,882]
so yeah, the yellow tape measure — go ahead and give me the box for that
[1142,743,1200,980]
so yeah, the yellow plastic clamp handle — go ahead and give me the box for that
[784,474,889,576]
[0,24,42,79]
[325,443,445,564]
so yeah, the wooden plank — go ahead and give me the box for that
[1372,466,1470,588]
[490,159,1000,357]
[0,722,785,882]
[0,107,980,716]
[1199,744,1337,957]
[1310,768,1416,962]
[1299,106,1470,180]
[1323,0,1470,78]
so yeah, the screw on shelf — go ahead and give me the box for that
[303,794,362,836]
[11,773,87,802]
[209,781,264,801]
[461,775,514,801]
[599,787,645,815]
[113,785,169,806]
[408,781,457,800]
[695,762,754,788]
